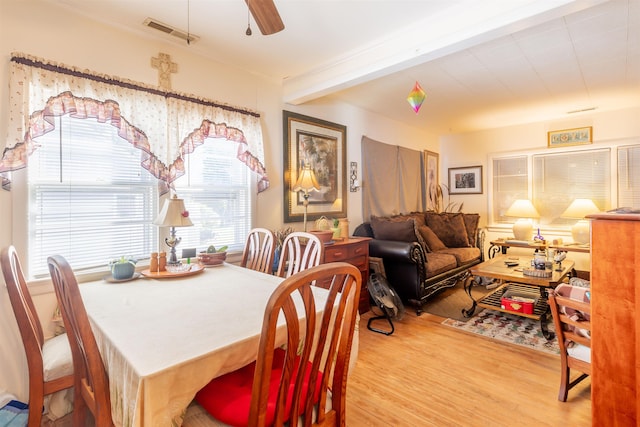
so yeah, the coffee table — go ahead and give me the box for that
[462,255,574,339]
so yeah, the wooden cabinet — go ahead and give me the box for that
[321,237,371,313]
[589,212,640,425]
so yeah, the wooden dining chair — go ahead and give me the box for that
[1,245,74,427]
[240,228,276,274]
[47,255,114,426]
[276,231,324,278]
[188,262,361,427]
[548,283,592,402]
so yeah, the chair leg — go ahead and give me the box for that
[558,366,570,402]
[26,396,43,427]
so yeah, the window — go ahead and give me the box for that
[492,155,528,223]
[532,148,610,226]
[173,138,252,253]
[29,116,157,278]
[27,119,254,278]
[489,144,633,229]
[618,145,640,208]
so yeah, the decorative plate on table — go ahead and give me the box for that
[104,272,141,283]
[140,264,204,278]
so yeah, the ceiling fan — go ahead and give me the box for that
[245,0,284,35]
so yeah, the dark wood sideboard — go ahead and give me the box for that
[320,237,371,314]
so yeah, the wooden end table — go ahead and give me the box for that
[462,255,574,339]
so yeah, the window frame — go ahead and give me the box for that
[487,137,638,232]
[13,120,257,281]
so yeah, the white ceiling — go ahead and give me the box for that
[46,0,639,134]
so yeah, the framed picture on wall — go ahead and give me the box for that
[548,126,593,147]
[283,111,347,223]
[448,165,483,195]
[425,150,439,210]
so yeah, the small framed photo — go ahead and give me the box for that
[548,127,592,147]
[448,165,483,195]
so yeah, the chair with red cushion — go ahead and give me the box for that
[276,232,324,278]
[189,262,361,427]
[548,283,591,402]
[47,255,114,426]
[1,245,74,427]
[241,228,276,274]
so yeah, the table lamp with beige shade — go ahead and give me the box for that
[561,198,600,244]
[292,163,320,232]
[154,194,193,265]
[505,199,540,241]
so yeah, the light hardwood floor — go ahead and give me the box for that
[346,310,591,427]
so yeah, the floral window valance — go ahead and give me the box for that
[0,53,269,192]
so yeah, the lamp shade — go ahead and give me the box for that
[293,164,320,192]
[153,195,193,227]
[561,199,600,219]
[505,199,540,218]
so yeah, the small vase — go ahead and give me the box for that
[331,227,341,240]
[272,246,281,273]
[111,262,135,280]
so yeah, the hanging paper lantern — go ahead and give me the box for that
[406,81,426,113]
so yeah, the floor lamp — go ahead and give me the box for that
[293,163,320,232]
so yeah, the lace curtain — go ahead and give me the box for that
[0,53,269,192]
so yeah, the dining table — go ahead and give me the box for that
[79,263,333,427]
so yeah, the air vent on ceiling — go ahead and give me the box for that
[143,18,199,44]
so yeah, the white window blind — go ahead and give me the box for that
[618,145,640,209]
[492,156,528,223]
[29,116,157,277]
[532,148,610,226]
[174,139,251,253]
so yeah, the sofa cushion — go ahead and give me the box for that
[425,212,470,248]
[438,247,481,266]
[417,225,446,252]
[463,213,480,247]
[370,216,416,242]
[425,253,458,276]
[387,213,428,252]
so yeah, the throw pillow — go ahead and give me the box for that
[425,212,470,248]
[370,216,417,242]
[418,225,447,252]
[463,213,480,247]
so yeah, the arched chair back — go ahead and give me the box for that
[47,255,114,426]
[276,232,324,278]
[1,246,73,427]
[192,262,361,427]
[240,228,276,274]
[548,283,591,402]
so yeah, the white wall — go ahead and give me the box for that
[0,0,433,400]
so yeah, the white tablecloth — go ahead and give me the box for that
[80,263,330,427]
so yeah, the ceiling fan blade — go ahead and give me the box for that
[245,0,284,35]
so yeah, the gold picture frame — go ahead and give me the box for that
[548,126,593,147]
[283,111,347,223]
[425,150,439,210]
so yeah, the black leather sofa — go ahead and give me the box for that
[354,212,484,315]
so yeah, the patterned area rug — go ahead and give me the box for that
[442,309,560,355]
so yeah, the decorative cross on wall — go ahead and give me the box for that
[151,52,178,90]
